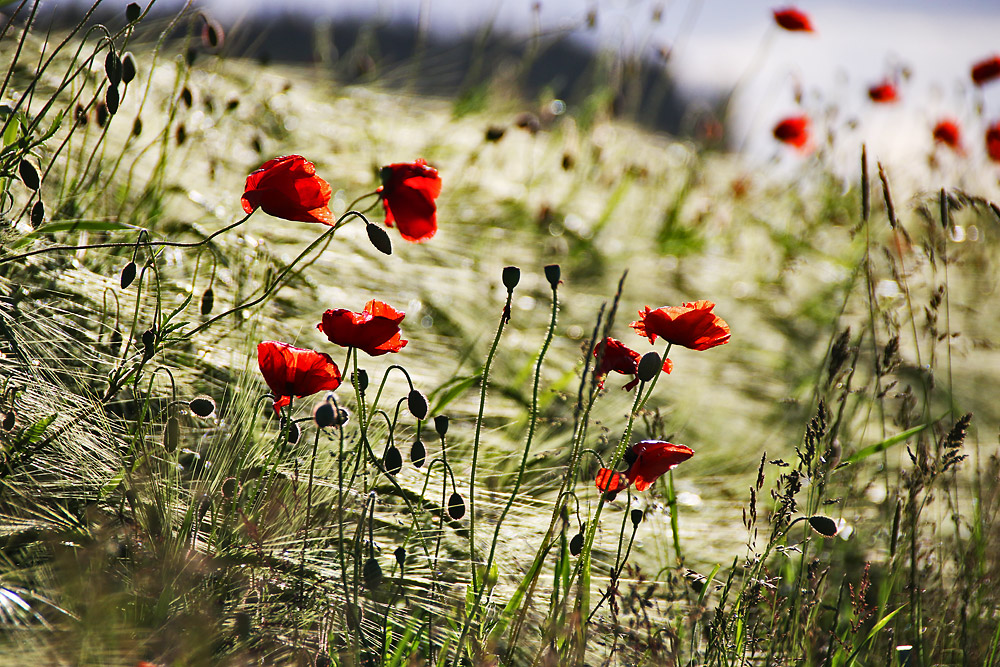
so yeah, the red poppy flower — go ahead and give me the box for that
[257,341,342,413]
[596,441,695,493]
[867,80,898,103]
[241,155,333,225]
[317,300,408,356]
[773,7,814,32]
[377,159,441,243]
[972,56,1000,87]
[631,300,731,351]
[932,119,963,152]
[773,116,810,150]
[594,337,672,391]
[987,122,1000,162]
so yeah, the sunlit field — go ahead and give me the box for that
[2,2,1000,665]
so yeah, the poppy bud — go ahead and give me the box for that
[180,87,193,108]
[141,328,155,361]
[164,416,180,452]
[407,389,428,419]
[131,118,142,137]
[485,125,505,142]
[120,261,137,289]
[18,159,39,190]
[106,50,122,86]
[394,546,406,568]
[334,407,350,426]
[410,439,425,467]
[383,444,402,476]
[353,369,368,393]
[75,104,88,125]
[200,287,214,315]
[186,47,197,67]
[96,102,109,127]
[176,123,187,145]
[363,557,382,588]
[283,418,300,445]
[623,448,638,465]
[313,401,336,428]
[448,492,465,520]
[202,18,224,51]
[1,411,15,431]
[125,2,140,22]
[189,395,216,417]
[366,223,393,255]
[807,515,840,537]
[121,53,137,84]
[637,351,661,383]
[198,494,212,516]
[569,532,584,556]
[630,509,644,527]
[221,476,237,499]
[544,264,561,289]
[434,415,449,438]
[30,201,44,228]
[106,84,120,116]
[604,490,619,502]
[502,266,520,291]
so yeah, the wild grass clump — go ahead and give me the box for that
[2,2,1000,666]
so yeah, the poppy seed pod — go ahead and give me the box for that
[448,492,465,520]
[18,159,39,190]
[141,329,155,361]
[410,439,426,467]
[200,287,214,315]
[106,84,120,116]
[630,509,644,527]
[106,50,122,86]
[434,415,449,438]
[383,444,402,476]
[366,222,393,255]
[30,201,44,228]
[637,351,662,383]
[569,532,584,556]
[164,416,180,452]
[120,261,137,289]
[502,266,520,291]
[125,2,140,22]
[313,401,336,428]
[807,515,840,537]
[189,396,216,417]
[121,53,137,84]
[363,557,383,588]
[544,264,561,289]
[394,546,406,568]
[407,389,428,419]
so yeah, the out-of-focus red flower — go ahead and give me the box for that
[377,159,441,243]
[772,116,810,150]
[594,337,671,391]
[932,119,963,152]
[595,441,695,493]
[317,300,408,356]
[972,56,1000,87]
[258,341,341,413]
[631,300,731,351]
[241,155,333,225]
[987,122,1000,162]
[867,80,898,103]
[773,7,814,32]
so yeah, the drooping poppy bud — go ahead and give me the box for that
[281,417,300,445]
[1,411,15,431]
[366,222,393,255]
[121,53,137,84]
[131,118,142,136]
[485,126,505,142]
[121,261,137,289]
[125,2,141,22]
[180,87,193,108]
[106,84,120,116]
[637,351,662,383]
[106,50,122,86]
[18,160,39,190]
[807,515,840,537]
[353,369,369,393]
[410,438,426,467]
[394,546,406,568]
[30,201,44,228]
[313,401,336,428]
[189,395,216,417]
[96,102,109,127]
[448,492,466,520]
[363,557,383,588]
[200,287,214,314]
[407,389,428,419]
[164,416,180,452]
[569,531,584,556]
[141,328,155,361]
[221,476,237,499]
[434,415,449,438]
[384,444,402,476]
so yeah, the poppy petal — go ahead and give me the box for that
[595,468,630,492]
